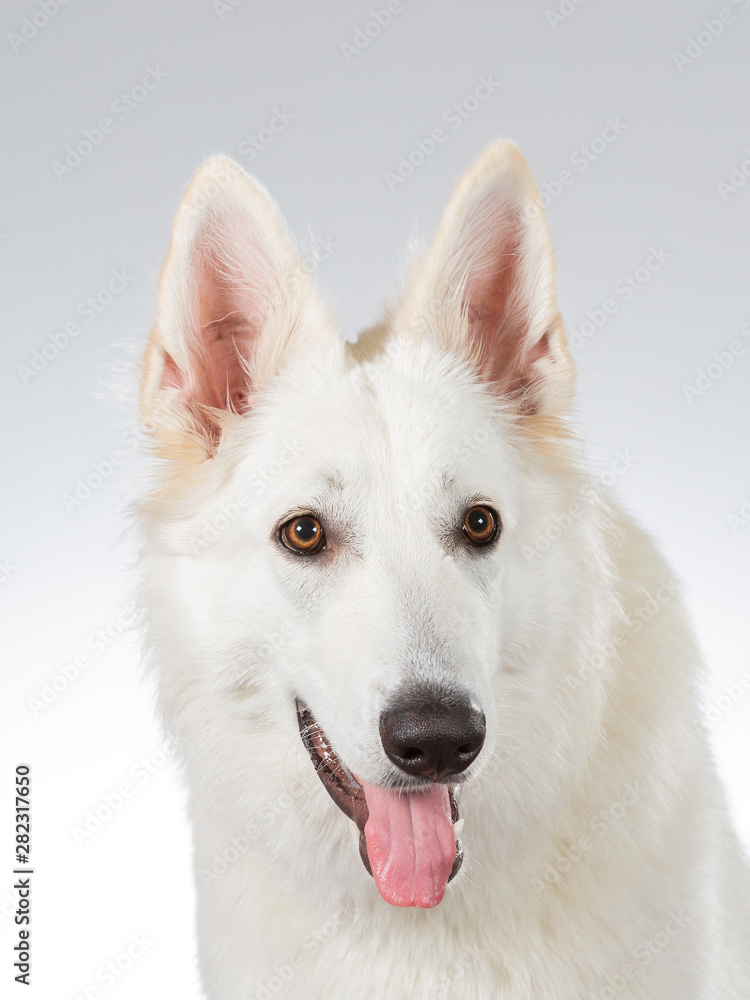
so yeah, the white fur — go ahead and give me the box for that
[136,142,750,999]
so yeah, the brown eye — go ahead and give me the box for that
[280,515,326,555]
[463,505,499,546]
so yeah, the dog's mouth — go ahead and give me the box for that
[296,701,463,908]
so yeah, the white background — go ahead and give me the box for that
[2,1,749,998]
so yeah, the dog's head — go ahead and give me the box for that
[140,143,614,910]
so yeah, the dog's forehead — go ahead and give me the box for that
[354,366,510,477]
[245,340,521,505]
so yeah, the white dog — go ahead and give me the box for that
[137,142,750,999]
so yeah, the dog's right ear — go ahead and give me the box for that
[141,157,332,451]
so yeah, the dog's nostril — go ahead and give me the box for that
[380,690,486,780]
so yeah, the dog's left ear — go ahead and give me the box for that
[403,140,573,416]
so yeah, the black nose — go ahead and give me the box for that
[379,690,486,780]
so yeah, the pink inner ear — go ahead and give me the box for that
[191,263,264,413]
[160,219,272,415]
[461,199,550,396]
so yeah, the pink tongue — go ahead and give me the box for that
[360,781,456,908]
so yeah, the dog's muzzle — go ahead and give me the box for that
[296,700,465,909]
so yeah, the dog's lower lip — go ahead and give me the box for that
[295,700,464,884]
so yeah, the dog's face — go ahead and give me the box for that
[141,144,606,910]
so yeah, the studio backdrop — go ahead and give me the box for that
[2,1,749,998]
